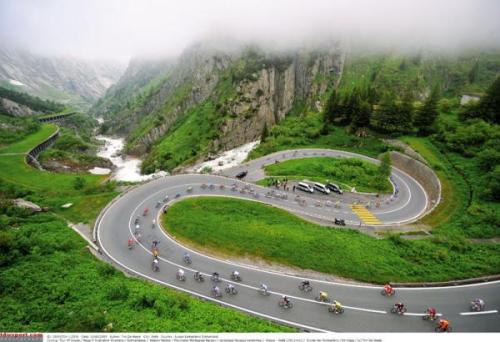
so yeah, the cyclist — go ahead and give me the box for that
[394,302,405,314]
[194,271,203,281]
[127,237,134,249]
[152,258,159,271]
[331,300,343,313]
[212,285,221,297]
[437,319,450,332]
[282,295,291,307]
[260,283,268,294]
[143,208,149,216]
[184,252,192,263]
[226,283,235,294]
[152,240,159,248]
[426,307,437,320]
[151,219,156,228]
[134,232,142,242]
[383,284,394,296]
[471,298,485,311]
[232,270,240,279]
[318,291,329,302]
[177,268,185,280]
[212,272,220,282]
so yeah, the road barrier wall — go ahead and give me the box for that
[26,127,60,170]
[389,151,441,214]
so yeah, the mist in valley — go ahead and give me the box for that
[1,0,500,62]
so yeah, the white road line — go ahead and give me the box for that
[460,310,498,316]
[98,231,331,332]
[117,178,500,291]
[129,191,387,314]
[404,312,442,317]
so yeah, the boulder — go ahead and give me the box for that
[13,198,42,212]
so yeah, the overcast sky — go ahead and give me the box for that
[1,0,499,61]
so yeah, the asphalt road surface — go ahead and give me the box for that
[96,149,499,332]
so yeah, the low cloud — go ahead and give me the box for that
[1,0,499,61]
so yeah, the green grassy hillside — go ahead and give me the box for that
[261,157,392,193]
[0,124,291,332]
[163,197,500,283]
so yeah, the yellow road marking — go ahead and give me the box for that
[351,205,381,225]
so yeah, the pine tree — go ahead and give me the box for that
[479,75,500,124]
[414,86,440,136]
[461,76,500,124]
[261,122,269,142]
[343,88,360,125]
[352,100,371,128]
[371,92,413,135]
[323,89,338,127]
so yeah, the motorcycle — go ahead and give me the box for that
[334,218,346,226]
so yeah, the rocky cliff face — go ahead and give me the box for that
[0,47,124,110]
[0,98,40,117]
[212,48,343,151]
[92,42,344,171]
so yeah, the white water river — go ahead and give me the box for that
[89,136,167,182]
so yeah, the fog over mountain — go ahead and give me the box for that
[1,0,500,61]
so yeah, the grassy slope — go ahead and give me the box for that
[0,213,291,332]
[0,124,57,154]
[0,125,291,332]
[262,157,392,193]
[403,135,500,238]
[0,124,109,224]
[0,114,41,147]
[249,112,390,160]
[141,100,221,173]
[164,197,500,283]
[141,74,235,173]
[340,52,500,96]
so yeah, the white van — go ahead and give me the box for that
[313,182,330,194]
[297,182,314,193]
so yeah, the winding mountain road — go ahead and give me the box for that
[95,149,500,332]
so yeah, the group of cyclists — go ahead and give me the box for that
[127,205,492,333]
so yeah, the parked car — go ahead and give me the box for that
[326,183,343,194]
[235,170,248,179]
[313,182,330,194]
[297,182,314,193]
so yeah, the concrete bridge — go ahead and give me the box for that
[37,111,76,123]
